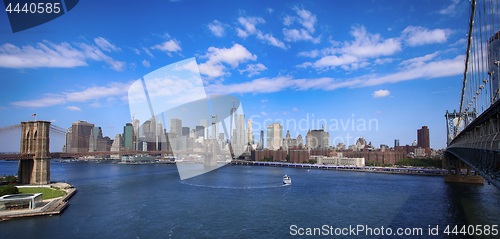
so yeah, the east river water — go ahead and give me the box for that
[0,160,499,238]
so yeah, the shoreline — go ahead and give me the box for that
[0,182,76,221]
[229,160,451,177]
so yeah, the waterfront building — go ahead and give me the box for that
[266,123,283,150]
[123,123,134,150]
[316,153,365,167]
[251,149,286,162]
[289,149,310,163]
[71,120,94,153]
[417,126,430,149]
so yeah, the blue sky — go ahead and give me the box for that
[0,0,470,149]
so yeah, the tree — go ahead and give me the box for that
[0,184,19,196]
[4,175,17,183]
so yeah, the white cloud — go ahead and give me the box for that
[66,82,131,102]
[239,63,267,77]
[287,7,317,34]
[94,37,121,52]
[0,40,126,71]
[440,0,460,15]
[374,58,395,65]
[267,8,273,13]
[66,106,82,111]
[236,28,250,38]
[142,47,154,58]
[198,44,257,78]
[142,60,150,67]
[400,51,440,67]
[132,48,140,55]
[261,112,267,116]
[236,16,287,49]
[402,26,452,46]
[300,26,401,70]
[173,59,199,74]
[205,54,464,94]
[237,16,265,35]
[283,28,321,43]
[296,62,313,68]
[11,95,66,108]
[372,90,390,98]
[298,49,320,58]
[313,55,359,68]
[256,32,287,49]
[449,38,467,47]
[283,15,294,26]
[208,20,227,37]
[10,81,134,108]
[261,99,268,102]
[206,76,295,94]
[151,39,182,53]
[293,107,299,112]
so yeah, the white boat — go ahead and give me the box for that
[283,174,291,184]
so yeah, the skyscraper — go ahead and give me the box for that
[200,119,209,139]
[266,123,283,150]
[71,120,94,153]
[417,126,430,148]
[259,130,264,149]
[211,115,218,139]
[247,119,253,145]
[65,127,72,153]
[196,125,205,138]
[394,139,400,147]
[89,126,104,152]
[230,103,237,142]
[123,123,134,150]
[182,127,190,136]
[171,118,182,136]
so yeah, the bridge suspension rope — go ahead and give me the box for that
[458,0,500,136]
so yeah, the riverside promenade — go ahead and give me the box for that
[229,160,450,176]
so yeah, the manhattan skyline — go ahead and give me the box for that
[0,0,468,149]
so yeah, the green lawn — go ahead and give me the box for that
[18,187,66,200]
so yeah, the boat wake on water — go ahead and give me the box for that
[180,181,290,189]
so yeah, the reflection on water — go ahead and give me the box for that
[0,161,499,238]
